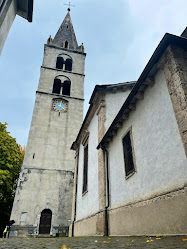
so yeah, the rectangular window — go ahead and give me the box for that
[122,130,135,177]
[82,144,88,193]
[20,212,27,222]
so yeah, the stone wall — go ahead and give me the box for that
[11,169,74,236]
[23,92,83,170]
[108,187,187,235]
[158,45,187,156]
[69,151,79,237]
[73,211,105,236]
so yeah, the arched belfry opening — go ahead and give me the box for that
[52,76,71,96]
[39,209,52,234]
[56,54,72,72]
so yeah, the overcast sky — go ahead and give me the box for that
[0,0,186,146]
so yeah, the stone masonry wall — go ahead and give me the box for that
[97,101,106,235]
[158,44,187,156]
[69,151,79,237]
[97,101,106,211]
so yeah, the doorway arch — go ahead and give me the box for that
[39,209,52,234]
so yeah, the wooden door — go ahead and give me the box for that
[39,209,52,234]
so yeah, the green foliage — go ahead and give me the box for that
[0,122,24,236]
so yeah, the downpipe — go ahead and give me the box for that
[103,147,110,237]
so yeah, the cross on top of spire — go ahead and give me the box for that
[64,2,75,11]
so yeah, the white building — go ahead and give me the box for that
[0,0,33,55]
[70,29,187,236]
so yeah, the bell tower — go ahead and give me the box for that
[11,9,86,237]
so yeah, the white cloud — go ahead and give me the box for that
[127,0,187,34]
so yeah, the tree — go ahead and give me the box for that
[0,122,24,236]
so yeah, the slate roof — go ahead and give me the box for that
[53,10,78,49]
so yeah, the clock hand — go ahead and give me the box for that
[58,103,66,110]
[58,103,63,108]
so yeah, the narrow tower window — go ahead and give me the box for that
[52,79,61,94]
[62,80,71,96]
[56,57,64,69]
[64,40,69,48]
[65,59,72,71]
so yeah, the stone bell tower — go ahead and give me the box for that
[11,9,86,237]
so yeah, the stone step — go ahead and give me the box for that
[36,234,53,238]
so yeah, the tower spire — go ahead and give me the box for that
[52,10,78,49]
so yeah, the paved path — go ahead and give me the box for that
[0,236,187,249]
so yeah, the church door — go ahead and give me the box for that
[39,209,52,234]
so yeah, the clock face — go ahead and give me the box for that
[52,99,68,113]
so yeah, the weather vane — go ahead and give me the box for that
[64,2,75,11]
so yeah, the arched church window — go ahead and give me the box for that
[52,79,61,94]
[64,40,69,48]
[56,57,64,69]
[62,80,71,96]
[65,58,72,71]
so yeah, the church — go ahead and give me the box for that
[10,8,187,237]
[69,29,187,236]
